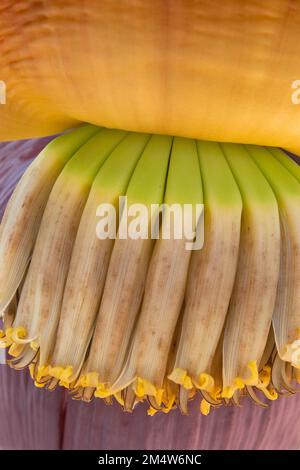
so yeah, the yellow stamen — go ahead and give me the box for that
[0,327,14,348]
[188,388,197,399]
[35,365,50,383]
[161,381,176,414]
[155,389,164,407]
[75,372,113,397]
[59,380,73,389]
[261,386,278,401]
[243,360,259,385]
[8,343,24,357]
[196,373,215,393]
[162,395,176,414]
[147,387,176,416]
[95,383,113,398]
[134,378,154,397]
[76,371,99,388]
[221,377,244,398]
[48,365,73,383]
[258,365,271,388]
[211,386,222,401]
[168,368,193,390]
[200,399,211,416]
[256,366,278,400]
[12,326,27,342]
[34,381,46,388]
[222,361,259,398]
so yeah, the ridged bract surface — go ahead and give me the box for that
[0,138,300,450]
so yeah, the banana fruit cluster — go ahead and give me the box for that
[0,125,299,416]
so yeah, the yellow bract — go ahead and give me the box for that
[0,2,300,154]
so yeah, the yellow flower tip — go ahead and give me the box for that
[95,383,113,398]
[147,407,158,417]
[256,366,278,401]
[257,366,278,401]
[76,371,99,388]
[2,327,29,356]
[86,372,100,388]
[46,366,75,389]
[136,395,146,403]
[161,392,176,414]
[200,399,211,416]
[222,362,259,398]
[211,386,222,401]
[188,388,197,399]
[197,373,215,393]
[88,376,114,398]
[30,340,39,352]
[12,326,27,342]
[258,365,271,388]
[134,377,158,398]
[35,365,50,382]
[59,380,72,389]
[8,342,24,357]
[48,365,74,383]
[155,388,165,407]
[34,380,46,389]
[168,368,193,390]
[0,327,14,348]
[5,328,14,339]
[262,387,278,401]
[221,377,244,399]
[221,386,234,399]
[244,360,259,386]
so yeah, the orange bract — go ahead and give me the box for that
[0,0,300,153]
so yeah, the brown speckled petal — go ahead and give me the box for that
[1,138,300,450]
